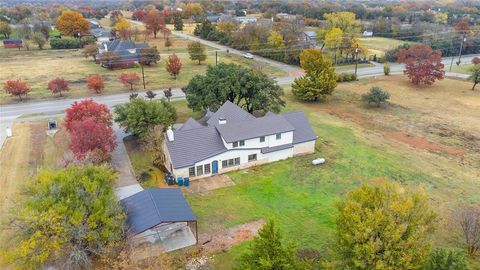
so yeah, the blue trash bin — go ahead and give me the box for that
[177,176,183,186]
[184,177,190,187]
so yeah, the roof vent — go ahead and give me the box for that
[218,117,227,125]
[103,43,108,52]
[166,126,174,141]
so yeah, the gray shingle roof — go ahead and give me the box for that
[206,101,254,126]
[177,118,203,131]
[282,111,317,143]
[166,126,227,169]
[215,114,295,143]
[120,188,196,234]
[101,40,149,62]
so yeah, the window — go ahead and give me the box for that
[276,133,282,140]
[196,165,203,176]
[233,140,245,148]
[239,140,245,146]
[248,154,257,162]
[222,157,240,168]
[204,164,211,174]
[189,167,195,177]
[260,136,265,143]
[233,141,238,148]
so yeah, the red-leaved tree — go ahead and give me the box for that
[64,99,112,131]
[143,9,165,38]
[132,8,146,21]
[119,72,140,91]
[47,77,69,97]
[69,117,116,161]
[87,74,105,94]
[397,44,445,85]
[472,57,480,65]
[4,79,30,101]
[165,54,182,79]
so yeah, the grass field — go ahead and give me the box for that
[450,63,475,74]
[0,41,285,104]
[358,37,414,57]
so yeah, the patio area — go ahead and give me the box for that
[183,174,236,195]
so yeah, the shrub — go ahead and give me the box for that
[361,86,390,107]
[138,171,151,182]
[423,248,470,270]
[50,37,96,49]
[472,57,480,65]
[384,63,390,75]
[336,73,357,82]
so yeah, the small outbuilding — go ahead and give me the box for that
[120,188,198,252]
[3,38,23,49]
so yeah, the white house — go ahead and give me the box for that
[163,101,317,180]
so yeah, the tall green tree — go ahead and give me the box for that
[113,98,176,139]
[423,248,470,270]
[469,64,480,91]
[186,63,285,113]
[187,41,207,65]
[3,165,124,269]
[173,13,183,31]
[236,220,308,270]
[292,49,337,101]
[335,180,437,270]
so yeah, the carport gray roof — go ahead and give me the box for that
[177,118,203,131]
[282,111,317,143]
[166,126,227,169]
[120,188,196,235]
[215,114,295,143]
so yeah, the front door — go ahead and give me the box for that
[212,160,218,175]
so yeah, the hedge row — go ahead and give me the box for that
[50,37,96,49]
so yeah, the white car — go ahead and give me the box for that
[243,53,254,59]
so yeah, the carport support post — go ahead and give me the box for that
[195,221,198,244]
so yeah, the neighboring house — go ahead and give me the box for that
[276,13,297,20]
[206,14,221,23]
[89,20,102,30]
[3,38,23,48]
[363,31,373,37]
[97,40,149,69]
[92,28,114,43]
[163,101,317,180]
[234,16,258,24]
[121,188,198,252]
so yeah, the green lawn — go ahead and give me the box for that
[450,63,475,74]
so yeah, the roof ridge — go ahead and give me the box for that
[147,189,164,223]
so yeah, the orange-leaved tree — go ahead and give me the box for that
[397,44,445,86]
[55,10,90,36]
[119,72,140,91]
[143,8,164,39]
[48,77,69,97]
[4,79,30,101]
[87,74,105,94]
[165,54,182,79]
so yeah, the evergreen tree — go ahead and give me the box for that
[292,49,337,101]
[187,41,207,65]
[236,220,307,270]
[173,13,183,31]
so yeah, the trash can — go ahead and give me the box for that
[177,176,183,186]
[184,177,190,187]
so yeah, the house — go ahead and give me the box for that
[3,38,23,48]
[97,40,149,69]
[121,188,198,252]
[163,101,317,180]
[363,31,373,37]
[234,16,258,24]
[92,28,114,44]
[276,13,297,20]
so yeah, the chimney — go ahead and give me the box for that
[166,126,174,141]
[218,117,226,125]
[103,43,108,52]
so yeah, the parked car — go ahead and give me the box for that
[243,53,254,59]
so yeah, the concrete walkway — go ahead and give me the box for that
[111,123,138,188]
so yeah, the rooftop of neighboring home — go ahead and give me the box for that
[165,101,317,169]
[99,40,149,62]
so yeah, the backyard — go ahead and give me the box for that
[123,75,480,268]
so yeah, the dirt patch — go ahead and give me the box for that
[326,106,364,125]
[184,175,236,196]
[387,131,465,155]
[198,219,265,254]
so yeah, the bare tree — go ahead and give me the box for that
[458,205,480,256]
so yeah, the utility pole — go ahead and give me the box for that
[354,44,359,77]
[141,63,145,89]
[215,51,218,65]
[457,34,467,66]
[450,34,466,72]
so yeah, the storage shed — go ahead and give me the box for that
[120,188,198,252]
[3,38,23,48]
